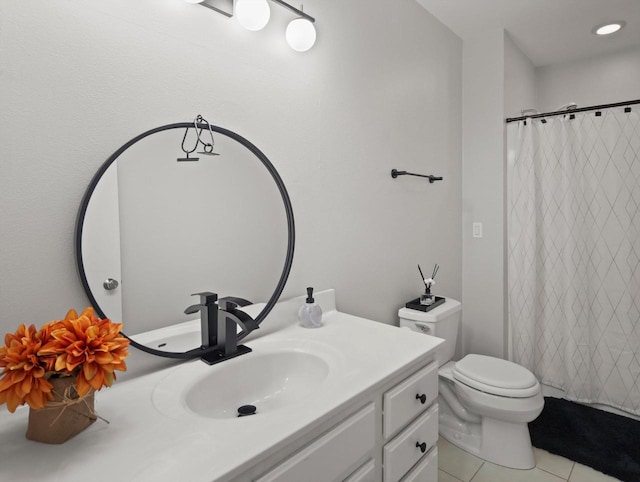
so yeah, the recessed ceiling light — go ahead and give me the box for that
[592,22,626,36]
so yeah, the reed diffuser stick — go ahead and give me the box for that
[417,264,429,290]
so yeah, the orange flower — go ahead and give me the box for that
[39,307,130,397]
[0,307,130,412]
[0,324,54,412]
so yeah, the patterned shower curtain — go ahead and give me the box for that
[507,106,640,415]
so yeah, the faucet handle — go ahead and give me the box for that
[184,303,202,315]
[191,292,218,305]
[185,292,218,314]
[218,296,252,310]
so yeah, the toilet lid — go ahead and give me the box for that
[453,354,540,398]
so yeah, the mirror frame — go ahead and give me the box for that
[75,122,295,359]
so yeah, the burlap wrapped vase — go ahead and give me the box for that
[25,374,96,444]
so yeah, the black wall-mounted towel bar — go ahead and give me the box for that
[391,169,443,183]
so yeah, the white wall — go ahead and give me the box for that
[536,45,640,112]
[504,34,537,119]
[462,29,638,362]
[488,36,636,362]
[503,33,536,359]
[0,1,462,341]
[460,29,505,358]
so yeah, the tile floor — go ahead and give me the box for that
[437,437,622,482]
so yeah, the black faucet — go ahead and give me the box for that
[185,292,259,365]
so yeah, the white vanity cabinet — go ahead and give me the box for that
[381,362,439,482]
[0,291,443,482]
[382,363,439,481]
[246,359,440,482]
[256,404,376,482]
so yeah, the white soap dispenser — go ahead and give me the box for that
[298,287,322,328]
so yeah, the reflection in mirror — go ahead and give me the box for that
[76,122,294,358]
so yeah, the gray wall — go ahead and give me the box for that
[503,33,536,359]
[461,30,537,360]
[461,29,505,358]
[504,34,537,119]
[0,0,462,337]
[536,44,640,112]
[461,29,638,361]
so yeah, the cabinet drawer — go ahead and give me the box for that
[383,403,438,482]
[257,404,375,482]
[344,459,375,482]
[401,447,437,482]
[383,362,438,439]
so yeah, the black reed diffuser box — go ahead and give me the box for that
[405,296,446,312]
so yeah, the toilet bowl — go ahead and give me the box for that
[399,298,544,469]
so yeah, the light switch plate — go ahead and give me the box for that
[472,222,483,238]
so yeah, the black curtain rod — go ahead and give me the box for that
[506,98,640,123]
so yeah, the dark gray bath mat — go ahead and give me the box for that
[529,396,640,482]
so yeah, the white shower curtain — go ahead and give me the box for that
[507,106,640,415]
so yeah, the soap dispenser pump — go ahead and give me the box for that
[298,287,322,328]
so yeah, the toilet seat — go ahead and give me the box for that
[453,354,540,398]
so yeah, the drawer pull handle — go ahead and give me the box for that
[416,393,427,404]
[416,441,427,453]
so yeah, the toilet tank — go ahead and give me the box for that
[398,297,461,366]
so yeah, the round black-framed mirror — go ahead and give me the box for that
[75,121,295,359]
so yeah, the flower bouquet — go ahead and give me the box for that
[0,307,129,443]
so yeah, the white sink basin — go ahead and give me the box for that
[186,351,329,418]
[152,338,343,420]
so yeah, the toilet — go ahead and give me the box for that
[399,297,544,469]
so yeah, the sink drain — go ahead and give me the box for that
[237,404,257,417]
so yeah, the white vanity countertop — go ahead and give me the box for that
[0,290,442,481]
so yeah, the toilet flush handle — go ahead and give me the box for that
[415,323,431,334]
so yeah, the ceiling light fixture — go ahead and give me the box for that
[184,0,316,51]
[592,22,625,36]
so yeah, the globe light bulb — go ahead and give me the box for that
[285,18,316,52]
[235,0,271,32]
